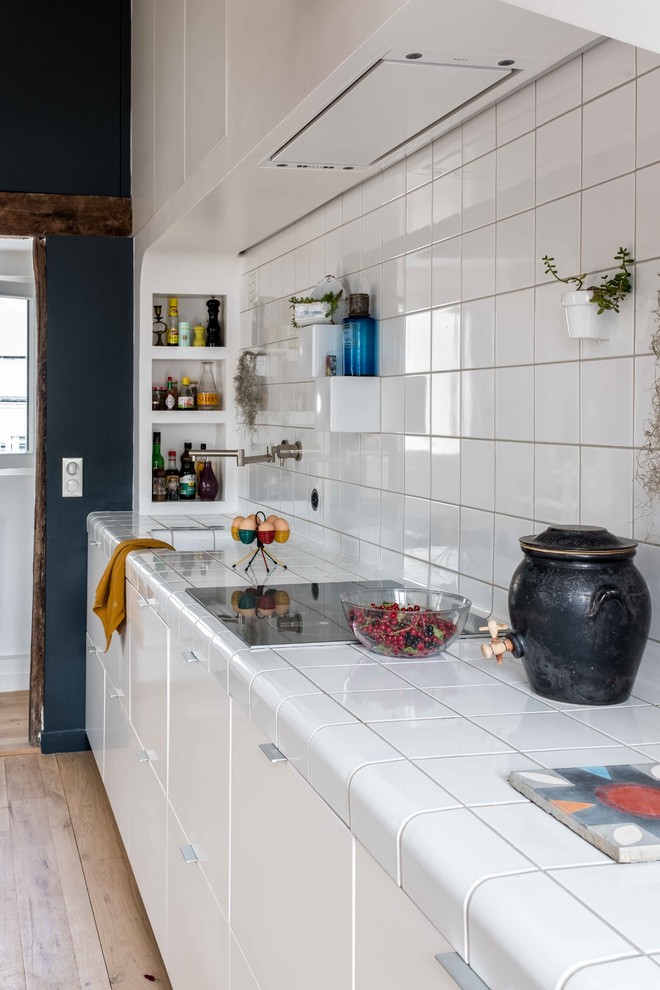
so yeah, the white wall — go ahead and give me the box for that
[238,39,660,649]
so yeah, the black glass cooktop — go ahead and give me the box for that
[186,580,487,650]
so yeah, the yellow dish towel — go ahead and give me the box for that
[93,538,174,651]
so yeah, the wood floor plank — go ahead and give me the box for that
[37,755,112,988]
[0,691,35,756]
[58,752,123,861]
[6,755,47,802]
[84,857,172,990]
[10,796,81,990]
[0,828,27,990]
[0,758,7,808]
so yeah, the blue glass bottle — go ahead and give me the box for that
[342,293,376,376]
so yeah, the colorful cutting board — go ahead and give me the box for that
[509,764,660,863]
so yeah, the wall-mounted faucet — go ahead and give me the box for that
[188,439,303,467]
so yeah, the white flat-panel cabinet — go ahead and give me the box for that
[87,540,128,695]
[103,675,134,848]
[354,842,459,990]
[129,754,168,954]
[166,806,230,990]
[168,630,230,914]
[128,584,168,787]
[230,703,352,990]
[85,641,105,778]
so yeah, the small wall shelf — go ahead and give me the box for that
[150,346,228,360]
[151,411,227,424]
[313,377,381,432]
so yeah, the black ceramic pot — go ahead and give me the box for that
[508,525,652,705]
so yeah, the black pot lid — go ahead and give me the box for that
[520,524,637,557]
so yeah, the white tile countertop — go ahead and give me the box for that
[88,510,660,990]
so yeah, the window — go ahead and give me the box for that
[0,295,30,452]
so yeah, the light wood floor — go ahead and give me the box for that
[0,690,33,756]
[0,750,173,990]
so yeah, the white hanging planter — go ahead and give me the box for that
[561,290,610,341]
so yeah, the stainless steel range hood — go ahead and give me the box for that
[264,50,524,172]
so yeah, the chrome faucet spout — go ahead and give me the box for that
[187,440,303,467]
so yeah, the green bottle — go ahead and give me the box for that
[152,431,164,470]
[179,442,196,501]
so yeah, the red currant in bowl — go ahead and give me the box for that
[340,589,471,658]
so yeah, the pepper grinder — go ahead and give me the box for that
[205,297,223,347]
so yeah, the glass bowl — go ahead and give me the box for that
[340,589,471,658]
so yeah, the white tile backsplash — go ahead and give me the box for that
[240,43,660,651]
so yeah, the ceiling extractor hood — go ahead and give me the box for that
[263,50,531,172]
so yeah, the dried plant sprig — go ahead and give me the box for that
[637,282,660,505]
[233,350,264,437]
[542,247,634,314]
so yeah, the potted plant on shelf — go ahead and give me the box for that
[289,276,344,329]
[541,247,634,341]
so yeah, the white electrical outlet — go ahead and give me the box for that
[62,457,83,497]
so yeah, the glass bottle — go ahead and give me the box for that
[342,293,376,376]
[164,376,179,411]
[165,450,180,501]
[205,297,223,347]
[166,297,179,346]
[197,362,219,409]
[198,456,219,502]
[152,432,166,501]
[177,376,194,410]
[179,442,196,501]
[195,442,207,489]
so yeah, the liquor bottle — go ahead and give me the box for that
[165,450,180,501]
[166,297,179,346]
[152,432,166,501]
[177,377,194,410]
[195,442,207,489]
[205,297,223,347]
[152,431,164,470]
[197,362,219,408]
[342,293,376,376]
[179,442,196,501]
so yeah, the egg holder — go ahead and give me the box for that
[231,510,290,574]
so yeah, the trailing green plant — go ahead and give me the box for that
[289,289,343,328]
[542,247,634,314]
[637,283,660,504]
[233,350,264,437]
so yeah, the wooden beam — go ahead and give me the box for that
[29,238,46,748]
[0,191,131,237]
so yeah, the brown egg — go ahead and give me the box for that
[232,515,244,530]
[257,521,275,534]
[239,517,257,530]
[246,513,257,522]
[273,517,290,531]
[257,594,276,617]
[266,515,279,524]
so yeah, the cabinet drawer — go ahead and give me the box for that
[128,584,168,787]
[168,631,230,915]
[104,677,133,847]
[230,703,352,990]
[166,806,230,990]
[87,542,129,694]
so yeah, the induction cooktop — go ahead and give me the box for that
[186,580,488,650]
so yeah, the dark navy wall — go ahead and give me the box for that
[43,237,133,753]
[2,2,130,196]
[0,1,132,752]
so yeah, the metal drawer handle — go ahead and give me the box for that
[259,743,287,764]
[108,689,124,699]
[179,844,199,864]
[89,541,99,546]
[146,597,157,606]
[435,953,490,990]
[181,650,199,663]
[135,750,150,763]
[88,647,99,655]
[136,596,149,608]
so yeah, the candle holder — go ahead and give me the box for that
[153,304,167,346]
